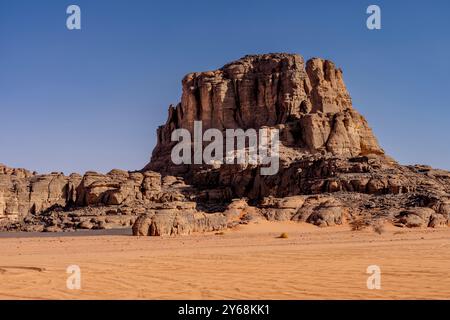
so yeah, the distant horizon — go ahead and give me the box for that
[1,0,449,173]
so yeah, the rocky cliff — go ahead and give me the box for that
[147,53,383,175]
[1,53,449,235]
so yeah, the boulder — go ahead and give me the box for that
[395,208,436,228]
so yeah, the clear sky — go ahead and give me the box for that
[0,0,449,174]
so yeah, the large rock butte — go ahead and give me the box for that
[1,53,449,235]
[146,53,383,175]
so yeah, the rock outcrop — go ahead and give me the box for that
[146,53,383,175]
[1,53,449,234]
[141,53,449,232]
[0,164,191,232]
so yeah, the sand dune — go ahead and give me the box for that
[0,221,449,300]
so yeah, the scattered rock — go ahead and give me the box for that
[78,221,94,230]
[132,214,153,236]
[44,226,62,233]
[395,208,436,228]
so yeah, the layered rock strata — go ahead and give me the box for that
[1,53,449,234]
[142,53,449,232]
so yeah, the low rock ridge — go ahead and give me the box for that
[0,164,190,232]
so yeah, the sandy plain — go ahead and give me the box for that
[0,221,449,300]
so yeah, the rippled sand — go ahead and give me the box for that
[0,221,449,299]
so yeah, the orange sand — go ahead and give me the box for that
[0,221,449,299]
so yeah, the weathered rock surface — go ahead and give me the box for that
[1,53,449,235]
[0,164,191,232]
[146,53,383,175]
[142,53,449,232]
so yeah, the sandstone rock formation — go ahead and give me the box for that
[1,53,449,234]
[142,53,449,232]
[0,164,195,232]
[147,53,383,175]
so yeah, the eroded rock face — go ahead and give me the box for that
[141,53,449,232]
[2,53,449,235]
[132,202,229,236]
[146,53,383,174]
[0,164,190,232]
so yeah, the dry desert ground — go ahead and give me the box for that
[0,221,449,300]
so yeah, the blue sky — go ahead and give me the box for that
[0,0,449,174]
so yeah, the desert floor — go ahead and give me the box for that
[0,221,449,300]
